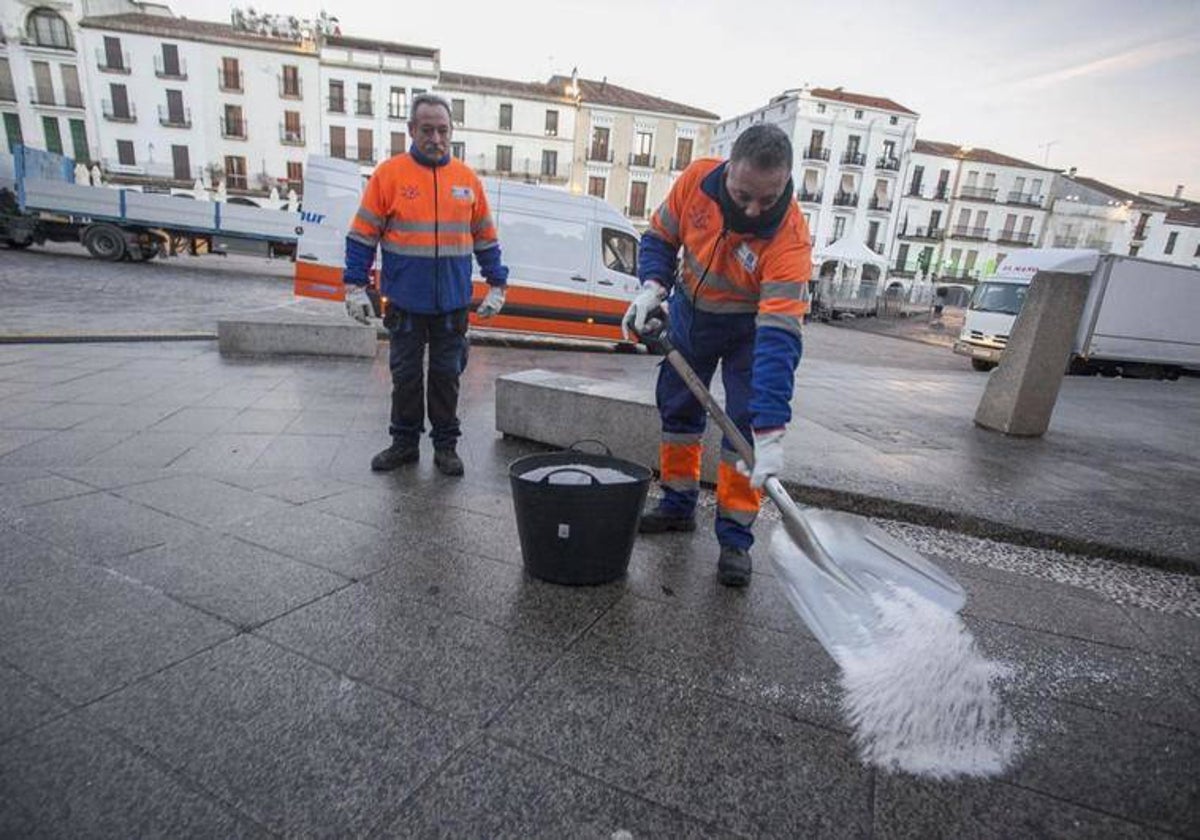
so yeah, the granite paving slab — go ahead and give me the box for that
[0,716,266,838]
[490,653,874,838]
[84,634,466,837]
[257,582,561,725]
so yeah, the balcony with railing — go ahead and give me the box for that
[670,156,692,171]
[940,267,980,282]
[587,147,614,163]
[158,105,191,128]
[890,261,918,279]
[95,48,130,74]
[220,117,247,139]
[154,55,187,79]
[101,99,136,122]
[841,151,866,168]
[218,68,244,92]
[868,196,892,213]
[280,123,306,145]
[803,146,830,163]
[624,204,649,219]
[1006,191,1043,207]
[279,75,303,99]
[957,185,998,202]
[951,225,991,241]
[875,156,901,172]
[628,153,655,168]
[833,191,859,207]
[355,100,373,117]
[867,241,886,255]
[327,95,345,114]
[996,229,1036,246]
[0,82,15,102]
[897,225,944,241]
[933,186,949,201]
[798,189,822,204]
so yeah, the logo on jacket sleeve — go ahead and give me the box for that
[451,186,474,202]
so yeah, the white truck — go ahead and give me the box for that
[292,155,644,346]
[953,249,1200,379]
[1,145,301,261]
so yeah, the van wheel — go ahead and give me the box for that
[83,224,127,261]
[971,359,996,372]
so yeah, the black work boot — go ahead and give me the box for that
[371,441,419,472]
[717,546,752,587]
[434,447,464,477]
[637,506,696,534]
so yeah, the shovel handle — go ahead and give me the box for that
[659,335,866,595]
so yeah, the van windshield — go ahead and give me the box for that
[969,281,1027,315]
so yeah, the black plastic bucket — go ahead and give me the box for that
[509,442,652,585]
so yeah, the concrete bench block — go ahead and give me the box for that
[218,315,379,358]
[495,368,724,482]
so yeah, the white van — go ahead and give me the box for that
[293,155,642,345]
[953,248,1200,377]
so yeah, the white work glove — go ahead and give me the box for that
[344,284,372,324]
[621,280,667,341]
[736,427,786,489]
[477,285,506,318]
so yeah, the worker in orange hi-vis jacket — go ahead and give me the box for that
[343,93,509,477]
[623,123,812,587]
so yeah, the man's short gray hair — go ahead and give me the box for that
[730,123,793,173]
[410,93,453,121]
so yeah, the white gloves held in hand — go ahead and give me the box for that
[477,285,506,318]
[621,280,667,341]
[736,427,786,489]
[344,284,373,324]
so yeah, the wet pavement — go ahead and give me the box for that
[0,245,1197,837]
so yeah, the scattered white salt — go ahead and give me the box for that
[520,463,639,485]
[833,586,1020,779]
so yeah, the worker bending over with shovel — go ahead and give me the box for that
[623,123,811,587]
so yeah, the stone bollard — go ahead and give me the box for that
[973,271,1090,437]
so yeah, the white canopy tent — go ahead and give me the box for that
[811,237,889,315]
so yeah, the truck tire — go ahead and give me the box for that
[971,358,996,372]
[83,224,127,261]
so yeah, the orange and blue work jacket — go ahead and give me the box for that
[344,147,508,314]
[639,158,812,429]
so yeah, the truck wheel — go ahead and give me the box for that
[971,359,996,372]
[83,224,127,261]
[4,237,32,249]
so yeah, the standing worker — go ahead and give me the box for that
[623,124,811,586]
[344,93,508,477]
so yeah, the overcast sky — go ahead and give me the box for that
[183,0,1200,197]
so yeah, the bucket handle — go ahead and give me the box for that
[568,439,612,456]
[538,467,598,485]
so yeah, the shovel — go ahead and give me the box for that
[644,322,967,656]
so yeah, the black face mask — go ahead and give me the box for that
[718,172,793,235]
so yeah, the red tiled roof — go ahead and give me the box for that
[78,13,312,52]
[808,87,916,116]
[438,71,574,104]
[1062,175,1144,205]
[78,13,437,58]
[914,140,1057,171]
[548,75,719,121]
[323,34,437,59]
[1166,203,1200,227]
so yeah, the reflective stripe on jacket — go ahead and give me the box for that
[344,149,507,314]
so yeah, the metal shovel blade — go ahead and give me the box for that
[768,505,967,657]
[648,330,967,657]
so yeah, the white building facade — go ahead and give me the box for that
[895,141,1056,283]
[434,71,575,187]
[712,86,917,285]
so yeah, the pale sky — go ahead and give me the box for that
[179,0,1200,197]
